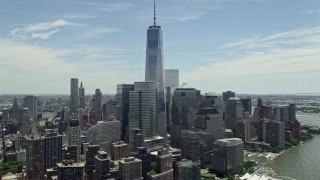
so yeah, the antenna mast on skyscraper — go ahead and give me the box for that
[154,0,156,26]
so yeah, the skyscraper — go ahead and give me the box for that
[26,137,45,180]
[94,89,102,123]
[70,78,79,114]
[211,138,244,176]
[164,69,179,90]
[116,84,134,141]
[145,0,166,135]
[225,97,243,132]
[129,82,158,147]
[79,82,86,109]
[45,131,62,169]
[23,95,37,120]
[222,91,235,102]
[68,119,81,162]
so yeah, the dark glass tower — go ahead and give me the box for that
[145,0,166,135]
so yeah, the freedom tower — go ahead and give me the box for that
[145,0,167,135]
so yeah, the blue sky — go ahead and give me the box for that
[1,0,320,94]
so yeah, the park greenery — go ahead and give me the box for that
[0,161,25,176]
[297,107,320,113]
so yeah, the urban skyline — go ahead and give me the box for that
[1,0,320,94]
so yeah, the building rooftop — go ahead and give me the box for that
[176,83,194,90]
[215,138,243,147]
[205,92,219,97]
[228,97,241,101]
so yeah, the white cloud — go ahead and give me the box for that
[162,11,205,23]
[183,26,320,93]
[85,27,120,38]
[0,38,139,94]
[304,9,320,14]
[82,2,134,12]
[10,19,80,40]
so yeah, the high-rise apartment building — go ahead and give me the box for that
[174,159,201,180]
[94,89,102,123]
[23,95,37,120]
[264,120,285,147]
[57,161,85,180]
[235,120,250,143]
[26,137,45,180]
[70,78,79,114]
[79,82,86,109]
[93,151,111,180]
[180,130,200,161]
[116,84,134,141]
[275,105,289,123]
[85,145,100,180]
[118,157,143,180]
[211,138,244,176]
[147,149,174,180]
[67,119,81,162]
[111,141,129,160]
[145,2,166,135]
[45,131,62,169]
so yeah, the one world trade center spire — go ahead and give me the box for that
[145,0,167,135]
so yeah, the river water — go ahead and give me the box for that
[257,112,320,180]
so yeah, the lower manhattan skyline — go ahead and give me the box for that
[1,0,320,94]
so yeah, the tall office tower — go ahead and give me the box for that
[222,91,235,102]
[240,97,252,115]
[175,159,201,180]
[85,145,100,180]
[211,138,244,176]
[129,82,163,150]
[57,161,85,180]
[170,83,201,148]
[147,148,174,180]
[23,95,37,120]
[93,151,111,180]
[165,86,172,133]
[118,157,143,180]
[164,69,179,90]
[145,1,166,135]
[45,131,62,169]
[79,82,86,109]
[225,97,244,132]
[86,121,121,154]
[235,120,250,143]
[136,147,150,179]
[288,103,296,121]
[116,84,135,142]
[26,137,45,180]
[94,89,102,123]
[180,130,200,161]
[67,119,81,162]
[264,120,285,147]
[70,78,79,114]
[275,105,289,123]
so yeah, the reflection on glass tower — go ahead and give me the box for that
[145,0,166,135]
